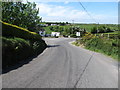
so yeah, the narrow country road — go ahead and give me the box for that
[2,38,118,88]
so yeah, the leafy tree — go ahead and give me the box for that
[91,27,97,34]
[2,2,41,32]
[98,26,105,33]
[49,26,53,31]
[106,27,112,32]
[59,27,64,32]
[66,22,68,24]
[60,22,65,26]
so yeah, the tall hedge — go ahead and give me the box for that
[2,37,47,69]
[1,20,41,41]
[78,33,118,60]
[2,21,47,69]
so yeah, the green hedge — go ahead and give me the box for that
[1,20,41,41]
[1,21,47,69]
[2,37,47,69]
[76,32,118,60]
[70,34,77,38]
[84,37,118,60]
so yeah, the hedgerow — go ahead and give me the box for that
[2,21,47,69]
[1,20,41,41]
[2,37,47,69]
[76,32,118,60]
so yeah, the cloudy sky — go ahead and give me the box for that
[24,0,118,24]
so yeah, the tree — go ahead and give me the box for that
[60,22,65,26]
[91,27,97,34]
[66,22,68,24]
[98,26,105,33]
[49,26,53,31]
[106,27,112,32]
[2,2,41,32]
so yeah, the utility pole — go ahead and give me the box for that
[72,20,74,35]
[97,22,99,34]
[72,20,74,25]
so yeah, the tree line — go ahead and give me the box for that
[91,25,114,34]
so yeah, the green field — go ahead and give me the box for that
[75,24,118,32]
[43,23,118,34]
[43,25,71,34]
[102,31,119,34]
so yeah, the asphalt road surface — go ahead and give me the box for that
[2,38,118,88]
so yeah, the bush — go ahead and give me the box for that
[2,37,32,68]
[88,38,118,59]
[70,34,77,38]
[98,26,105,33]
[2,37,47,69]
[91,27,97,34]
[106,27,112,33]
[76,33,118,60]
[1,21,47,69]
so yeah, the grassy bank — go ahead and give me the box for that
[2,21,47,69]
[73,32,119,61]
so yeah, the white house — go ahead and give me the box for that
[51,32,60,37]
[51,24,57,26]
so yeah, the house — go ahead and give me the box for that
[51,32,60,37]
[51,24,57,26]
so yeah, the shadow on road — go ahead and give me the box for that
[47,45,60,48]
[2,45,60,74]
[2,52,45,74]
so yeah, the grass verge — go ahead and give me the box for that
[72,32,119,61]
[2,37,47,69]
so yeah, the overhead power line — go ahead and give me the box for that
[78,2,99,24]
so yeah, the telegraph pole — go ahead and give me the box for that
[97,22,99,34]
[72,20,74,25]
[72,20,74,35]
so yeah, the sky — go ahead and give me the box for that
[24,0,118,24]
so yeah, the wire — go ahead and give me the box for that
[78,2,99,24]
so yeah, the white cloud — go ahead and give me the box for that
[36,3,118,24]
[36,3,89,19]
[64,1,69,4]
[36,3,70,17]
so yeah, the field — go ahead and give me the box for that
[43,23,118,34]
[102,31,119,34]
[75,24,118,32]
[43,25,71,34]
